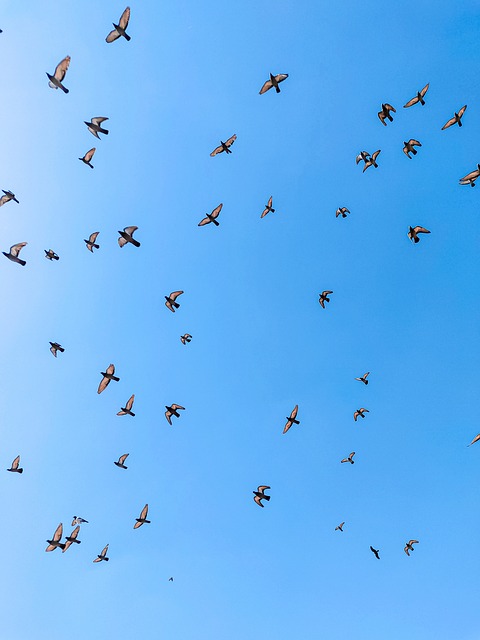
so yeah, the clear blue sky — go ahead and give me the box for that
[1,1,480,638]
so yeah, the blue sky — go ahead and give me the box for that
[1,1,480,638]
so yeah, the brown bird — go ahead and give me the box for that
[85,117,109,139]
[93,544,109,562]
[114,453,129,469]
[165,290,184,312]
[363,150,381,172]
[404,539,419,556]
[210,134,236,157]
[134,504,151,529]
[98,364,120,394]
[370,546,380,559]
[165,404,185,425]
[354,408,369,421]
[335,522,345,532]
[180,334,192,344]
[46,523,65,552]
[253,485,271,507]
[442,105,467,130]
[118,226,140,248]
[336,207,350,218]
[44,249,59,261]
[355,372,370,385]
[403,83,429,108]
[408,226,430,243]
[198,203,222,227]
[459,164,480,187]
[341,452,355,464]
[84,232,100,252]
[7,455,23,473]
[0,190,19,206]
[378,103,396,125]
[79,147,96,168]
[356,151,371,165]
[259,73,288,94]
[283,405,299,434]
[403,139,422,158]
[49,342,64,357]
[46,56,70,93]
[319,291,333,308]
[63,526,81,553]
[261,196,275,218]
[468,433,480,447]
[117,394,135,416]
[3,242,27,266]
[106,7,131,42]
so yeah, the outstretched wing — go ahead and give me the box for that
[165,410,173,424]
[119,6,130,28]
[259,79,273,94]
[124,226,138,235]
[89,232,99,244]
[274,74,288,84]
[403,95,418,108]
[210,203,223,219]
[139,504,149,520]
[171,404,185,411]
[97,375,110,394]
[410,139,421,147]
[468,433,480,446]
[441,116,456,130]
[170,291,184,301]
[10,242,27,257]
[91,117,108,126]
[413,226,430,234]
[53,523,63,542]
[210,144,223,157]
[420,83,429,98]
[224,134,236,148]
[254,495,264,506]
[106,28,121,43]
[125,394,135,410]
[118,236,127,247]
[290,405,298,421]
[11,455,20,470]
[84,147,96,162]
[257,485,270,493]
[118,453,129,465]
[54,56,70,82]
[198,216,210,226]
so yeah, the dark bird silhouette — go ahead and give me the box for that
[7,455,23,473]
[459,164,480,187]
[117,394,135,416]
[46,523,65,552]
[336,207,350,218]
[210,135,236,157]
[165,290,184,312]
[46,56,70,93]
[378,103,396,125]
[114,453,129,469]
[261,196,275,218]
[468,433,480,447]
[106,7,131,42]
[370,546,380,559]
[283,405,299,434]
[3,242,27,266]
[165,404,185,425]
[84,232,100,252]
[169,577,174,582]
[253,485,271,507]
[341,452,355,464]
[79,147,96,168]
[355,372,370,385]
[134,504,151,529]
[180,334,192,344]
[98,364,120,394]
[408,226,430,244]
[72,516,88,526]
[118,226,140,247]
[85,117,109,139]
[442,105,467,130]
[259,73,288,94]
[93,544,109,562]
[403,139,422,158]
[49,342,64,358]
[335,522,345,532]
[0,190,19,206]
[198,203,222,226]
[44,249,59,261]
[319,291,333,308]
[404,83,429,108]
[354,408,369,421]
[404,539,419,556]
[63,526,81,553]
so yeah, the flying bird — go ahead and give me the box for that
[84,117,109,139]
[180,334,192,344]
[46,56,70,93]
[403,83,429,108]
[335,522,345,532]
[165,404,185,425]
[117,394,135,416]
[336,207,350,219]
[7,455,23,474]
[93,544,109,562]
[46,523,64,552]
[408,226,430,244]
[404,539,419,556]
[165,290,184,312]
[3,242,27,266]
[403,139,422,158]
[259,73,288,94]
[354,408,369,421]
[84,232,100,252]
[198,203,223,227]
[72,516,88,526]
[114,453,129,469]
[319,291,333,308]
[49,342,64,358]
[370,546,380,559]
[468,434,480,447]
[134,504,151,529]
[79,147,96,168]
[355,372,370,385]
[106,7,131,42]
[261,196,275,218]
[0,190,19,206]
[442,105,467,130]
[118,226,140,247]
[63,526,81,553]
[283,405,299,434]
[98,364,120,394]
[378,103,396,125]
[210,134,236,157]
[362,150,381,172]
[459,164,480,187]
[356,151,371,165]
[169,577,174,582]
[341,452,355,464]
[44,249,59,261]
[253,485,271,507]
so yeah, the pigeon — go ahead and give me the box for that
[378,103,396,125]
[319,291,333,308]
[114,453,129,469]
[0,190,19,206]
[134,504,151,529]
[355,372,370,385]
[370,546,380,559]
[106,7,131,42]
[283,405,299,434]
[403,83,429,108]
[180,334,192,344]
[84,232,100,252]
[467,434,480,447]
[3,242,27,266]
[459,165,480,187]
[63,526,81,553]
[261,196,275,218]
[98,364,120,394]
[341,452,355,464]
[7,455,23,473]
[118,226,140,248]
[117,394,135,416]
[85,117,109,139]
[198,203,223,227]
[79,147,96,168]
[46,56,70,93]
[354,408,369,421]
[44,249,59,261]
[72,516,88,526]
[165,291,184,312]
[46,523,64,552]
[335,522,345,532]
[336,207,350,218]
[404,539,419,556]
[93,544,109,562]
[259,73,288,94]
[355,151,371,165]
[210,134,237,157]
[169,577,174,582]
[362,150,381,172]
[165,404,185,425]
[442,105,467,130]
[408,226,430,244]
[403,139,422,158]
[253,485,271,507]
[49,342,64,358]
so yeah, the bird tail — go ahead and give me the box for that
[18,468,24,474]
[93,243,99,249]
[387,114,393,121]
[412,149,417,155]
[99,128,109,135]
[459,121,463,127]
[88,163,94,169]
[112,375,120,381]
[104,557,109,561]
[174,302,180,308]
[420,98,425,105]
[124,33,131,41]
[213,220,220,226]
[130,412,136,417]
[18,258,26,267]
[58,347,65,352]
[60,85,69,94]
[275,86,280,93]
[264,495,270,501]
[131,239,141,247]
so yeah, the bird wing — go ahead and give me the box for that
[420,83,429,97]
[261,207,270,218]
[224,134,237,148]
[210,203,223,218]
[458,105,467,118]
[50,345,57,357]
[89,232,99,243]
[283,421,292,434]
[274,73,288,83]
[364,372,370,379]
[340,458,348,463]
[11,455,20,469]
[441,116,456,130]
[404,546,410,555]
[10,242,27,257]
[54,55,70,82]
[118,453,129,465]
[165,300,174,312]
[0,195,8,206]
[165,410,173,424]
[360,408,369,413]
[119,6,131,28]
[97,376,110,394]
[139,504,149,520]
[106,28,121,43]
[257,486,270,493]
[69,525,80,540]
[323,290,333,295]
[371,150,381,162]
[319,298,325,308]
[408,540,419,545]
[45,544,57,552]
[378,111,387,125]
[101,544,109,556]
[413,226,430,234]
[91,117,108,126]
[384,103,395,112]
[84,147,96,162]
[170,291,184,301]
[53,523,63,542]
[259,79,273,94]
[353,412,359,421]
[460,169,480,182]
[124,226,138,236]
[403,96,418,108]
[126,394,134,410]
[290,405,298,420]
[403,145,410,157]
[350,452,355,459]
[210,144,223,157]
[254,495,264,506]
[106,364,115,375]
[133,520,143,529]
[118,236,127,248]
[198,216,211,226]
[410,139,421,147]
[171,404,185,411]
[267,196,273,208]
[468,433,480,446]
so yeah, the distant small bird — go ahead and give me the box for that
[165,290,184,312]
[404,539,419,556]
[0,189,19,206]
[335,522,345,532]
[165,404,185,425]
[44,249,59,261]
[253,485,271,507]
[117,394,135,416]
[403,139,422,158]
[403,83,429,108]
[93,544,109,562]
[355,372,370,385]
[467,434,480,447]
[106,7,131,42]
[84,232,100,252]
[356,151,371,165]
[261,196,275,218]
[46,56,70,93]
[198,203,223,227]
[180,334,192,344]
[378,103,396,125]
[85,117,109,139]
[46,523,64,552]
[283,405,299,434]
[72,516,88,526]
[98,364,120,394]
[259,73,288,94]
[354,408,369,421]
[7,455,23,474]
[169,577,174,582]
[118,226,140,247]
[114,453,129,469]
[79,147,96,168]
[3,242,27,266]
[341,452,355,464]
[336,207,350,219]
[319,291,333,308]
[442,105,467,130]
[362,150,381,172]
[134,504,151,529]
[210,135,237,157]
[63,526,81,553]
[408,226,430,244]
[459,164,480,187]
[370,546,380,559]
[49,342,64,358]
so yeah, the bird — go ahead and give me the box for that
[165,404,185,425]
[198,203,223,226]
[117,394,135,416]
[355,372,370,385]
[49,342,64,358]
[319,291,333,308]
[335,522,345,532]
[283,405,299,434]
[403,139,422,158]
[0,189,19,206]
[442,105,467,130]
[259,73,289,94]
[7,455,23,474]
[253,485,271,507]
[44,249,59,261]
[210,134,237,156]
[404,539,419,556]
[84,117,109,139]
[134,504,151,529]
[468,434,480,447]
[118,226,140,248]
[336,207,350,218]
[404,83,429,108]
[362,150,381,172]
[459,164,480,187]
[165,291,184,312]
[370,546,380,559]
[354,408,369,421]
[169,577,174,582]
[93,544,109,562]
[98,364,120,394]
[106,7,131,42]
[46,56,70,93]
[63,526,81,553]
[341,452,355,464]
[79,147,96,168]
[84,232,100,252]
[261,196,275,218]
[180,334,192,344]
[72,516,88,526]
[114,453,129,469]
[3,242,27,266]
[378,103,396,125]
[355,151,371,165]
[46,523,64,552]
[408,226,430,244]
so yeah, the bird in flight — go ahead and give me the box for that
[134,504,151,529]
[319,291,333,308]
[283,405,299,434]
[259,73,288,94]
[180,334,192,344]
[404,539,419,556]
[442,105,467,130]
[63,526,81,553]
[261,196,275,218]
[210,135,236,157]
[0,190,19,206]
[3,242,27,266]
[117,394,135,417]
[354,408,369,421]
[370,546,380,559]
[341,452,355,464]
[467,434,480,447]
[198,203,223,227]
[165,404,185,425]
[85,117,109,139]
[79,147,96,169]
[459,164,480,187]
[169,577,174,582]
[336,207,350,219]
[378,103,396,126]
[165,291,184,312]
[362,150,381,172]
[49,342,64,358]
[335,522,345,532]
[46,56,70,93]
[106,7,131,42]
[355,372,370,385]
[403,139,422,158]
[84,232,100,252]
[98,364,120,394]
[44,249,59,261]
[7,455,23,473]
[253,485,271,507]
[114,453,129,469]
[93,544,109,562]
[46,523,64,552]
[118,226,140,248]
[404,83,429,108]
[408,226,430,244]
[72,516,88,526]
